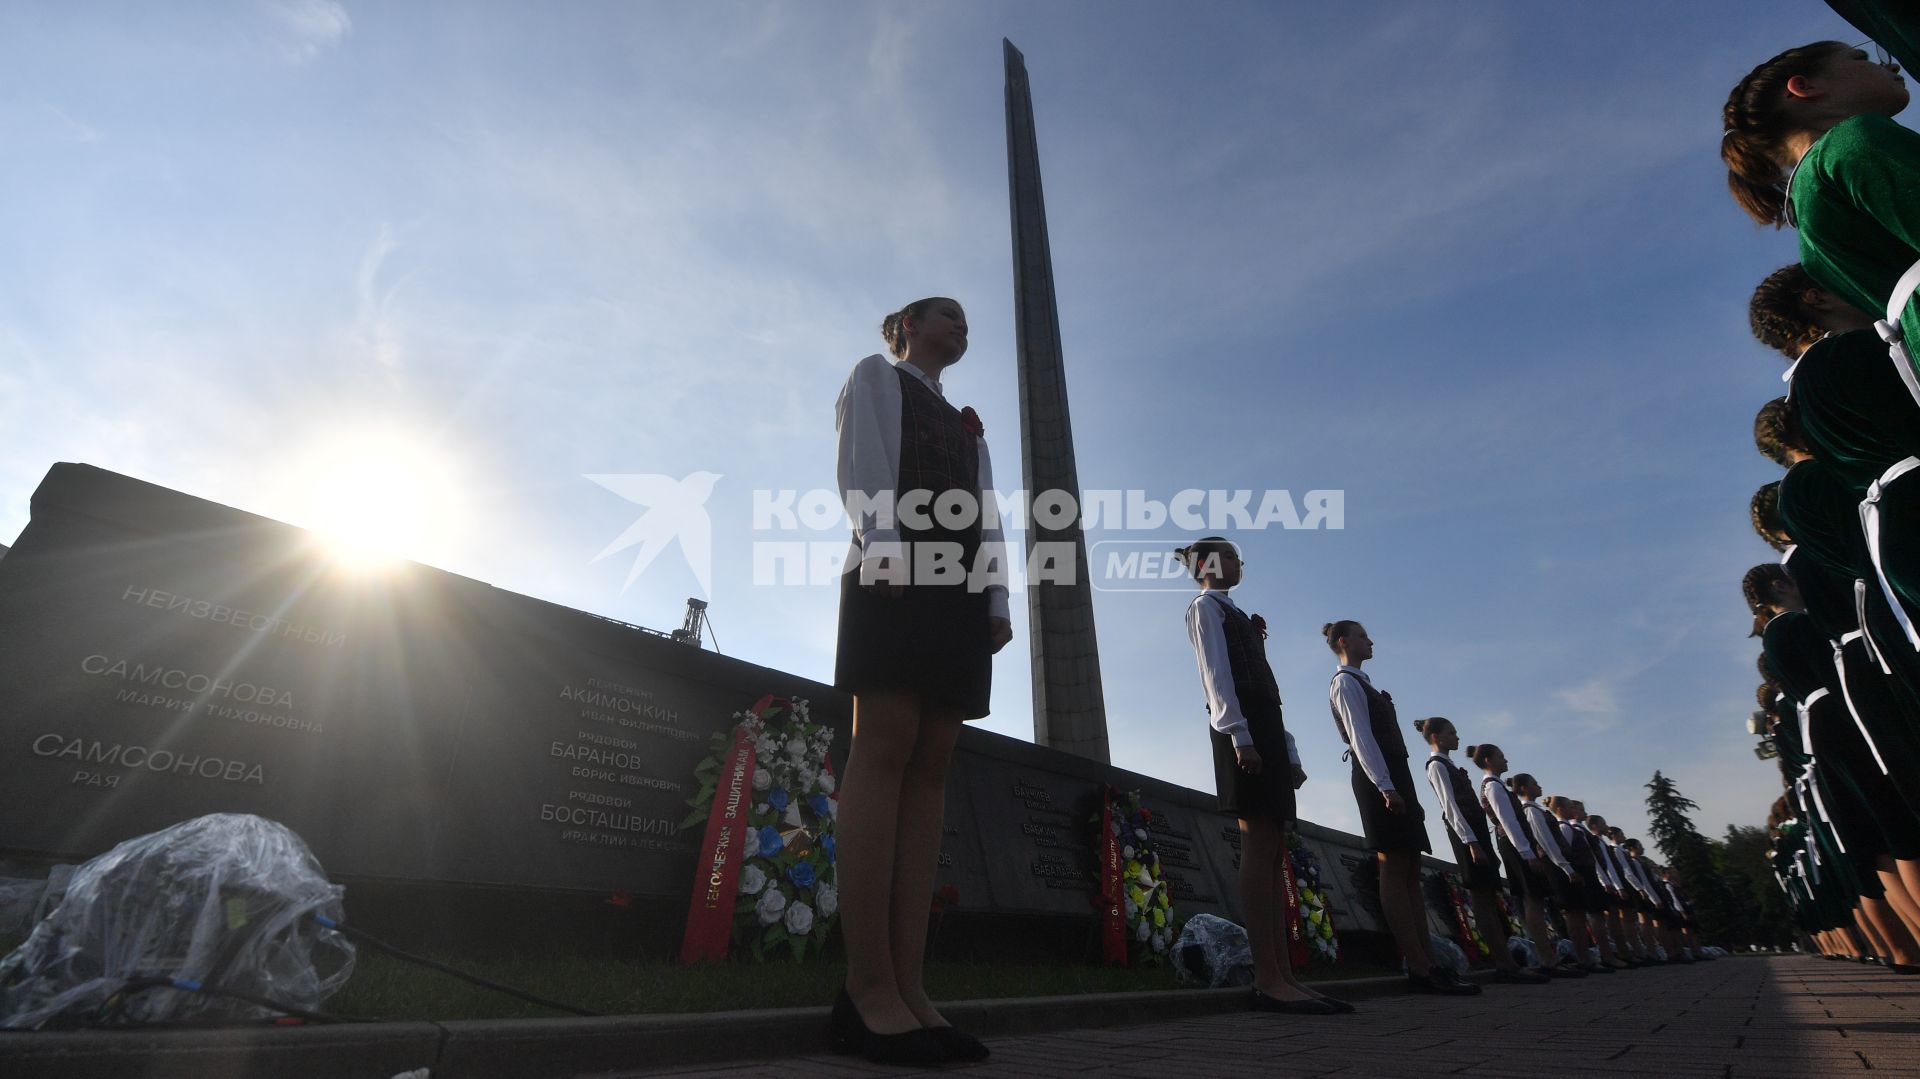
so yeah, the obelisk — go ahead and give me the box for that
[1004,39,1111,764]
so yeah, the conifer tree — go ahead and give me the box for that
[1643,771,1736,944]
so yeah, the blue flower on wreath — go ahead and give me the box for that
[757,826,784,857]
[821,834,836,863]
[786,862,816,890]
[807,793,831,817]
[768,787,790,812]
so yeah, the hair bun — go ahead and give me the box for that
[1465,744,1480,758]
[1320,622,1335,638]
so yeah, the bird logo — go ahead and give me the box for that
[585,472,723,596]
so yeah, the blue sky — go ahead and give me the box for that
[0,1,1865,855]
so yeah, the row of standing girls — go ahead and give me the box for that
[1723,14,1920,971]
[1179,543,1708,1009]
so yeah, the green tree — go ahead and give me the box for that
[1716,824,1795,948]
[1643,771,1738,945]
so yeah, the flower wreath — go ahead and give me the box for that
[1095,786,1178,964]
[1287,832,1339,965]
[1439,871,1491,960]
[679,696,839,962]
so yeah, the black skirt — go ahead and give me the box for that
[833,568,991,719]
[1548,865,1587,912]
[1351,755,1430,854]
[1210,697,1296,822]
[1497,835,1548,900]
[1446,823,1501,892]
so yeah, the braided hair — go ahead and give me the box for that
[1753,397,1807,467]
[1722,42,1852,226]
[1750,481,1789,552]
[1744,563,1791,638]
[1749,264,1824,357]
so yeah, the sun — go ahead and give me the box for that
[293,433,465,570]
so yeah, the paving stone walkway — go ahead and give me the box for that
[616,957,1920,1077]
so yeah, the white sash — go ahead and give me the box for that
[1874,255,1920,410]
[1852,579,1889,674]
[1800,766,1845,854]
[1860,456,1920,650]
[1797,688,1828,758]
[1831,640,1891,774]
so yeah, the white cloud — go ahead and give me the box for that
[1553,679,1619,715]
[266,0,351,62]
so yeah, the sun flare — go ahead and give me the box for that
[293,433,465,570]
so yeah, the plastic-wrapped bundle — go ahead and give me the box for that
[1428,933,1470,977]
[0,814,353,1029]
[1171,913,1255,988]
[1507,935,1542,968]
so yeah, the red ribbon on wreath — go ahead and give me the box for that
[1281,851,1309,966]
[678,694,775,965]
[1097,784,1128,966]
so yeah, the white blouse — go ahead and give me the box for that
[1185,590,1300,762]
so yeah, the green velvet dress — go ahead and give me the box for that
[1792,114,1920,381]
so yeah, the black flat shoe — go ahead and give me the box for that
[1889,963,1920,975]
[1406,973,1481,996]
[1581,963,1616,975]
[1315,995,1357,1013]
[829,989,947,1067]
[1493,968,1551,985]
[928,1024,990,1061]
[1251,988,1340,1015]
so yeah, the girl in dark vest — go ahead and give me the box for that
[1587,813,1654,963]
[1469,746,1582,977]
[831,297,1011,1063]
[1414,717,1546,984]
[1180,537,1348,1014]
[1553,798,1629,969]
[1325,621,1477,994]
[1513,776,1611,974]
[1619,839,1688,963]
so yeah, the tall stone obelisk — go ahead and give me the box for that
[1004,40,1111,764]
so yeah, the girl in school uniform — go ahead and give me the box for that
[832,297,1010,1064]
[1325,622,1478,995]
[1180,537,1348,1015]
[1588,815,1654,963]
[1747,562,1920,969]
[1414,717,1546,984]
[1467,745,1582,977]
[1556,799,1630,969]
[1722,42,1917,393]
[1514,777,1611,974]
[1619,840,1687,963]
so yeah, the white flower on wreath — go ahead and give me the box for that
[816,772,835,795]
[816,882,838,919]
[739,865,767,896]
[1124,896,1138,917]
[785,737,807,761]
[1135,920,1151,942]
[755,887,788,926]
[756,735,779,758]
[744,828,760,859]
[785,899,814,936]
[1134,828,1148,842]
[1152,929,1170,953]
[1122,845,1135,860]
[755,802,770,817]
[752,768,772,793]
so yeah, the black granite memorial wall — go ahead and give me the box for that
[0,464,1463,956]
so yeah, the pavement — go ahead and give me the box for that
[611,957,1920,1078]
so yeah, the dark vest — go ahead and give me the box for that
[1560,819,1597,872]
[1207,595,1281,710]
[1330,670,1404,759]
[1481,779,1526,848]
[894,366,981,569]
[1526,803,1573,866]
[1429,755,1489,835]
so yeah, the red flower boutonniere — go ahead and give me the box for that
[1251,614,1268,640]
[960,406,984,437]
